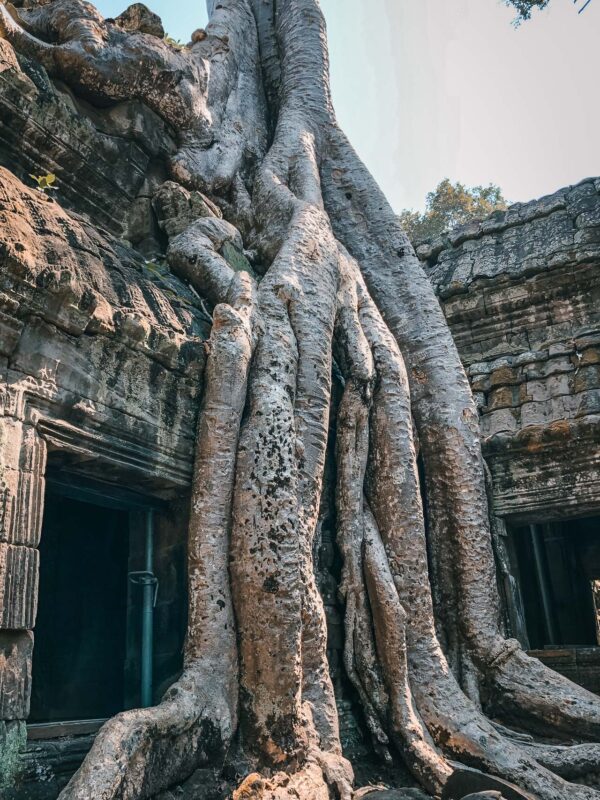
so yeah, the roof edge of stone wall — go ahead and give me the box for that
[419,176,600,299]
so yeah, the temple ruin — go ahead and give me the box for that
[0,2,599,798]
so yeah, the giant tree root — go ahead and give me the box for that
[60,264,255,799]
[1,0,599,798]
[321,124,600,749]
[333,259,600,800]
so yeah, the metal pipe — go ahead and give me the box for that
[141,509,154,707]
[530,524,558,645]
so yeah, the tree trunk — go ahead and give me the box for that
[3,0,600,797]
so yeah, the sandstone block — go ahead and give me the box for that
[0,720,26,792]
[575,389,600,417]
[513,350,548,367]
[575,226,600,245]
[0,631,32,719]
[0,420,46,547]
[480,409,518,438]
[471,374,491,393]
[576,209,600,229]
[525,356,573,380]
[473,392,486,410]
[547,342,573,358]
[574,365,600,394]
[0,544,38,630]
[520,401,552,428]
[487,386,519,411]
[489,366,521,388]
[576,347,600,366]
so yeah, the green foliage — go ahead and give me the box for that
[29,172,57,192]
[398,179,508,244]
[504,0,594,24]
[0,721,26,790]
[504,0,550,23]
[143,260,169,279]
[163,33,185,50]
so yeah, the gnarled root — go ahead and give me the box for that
[484,644,600,742]
[334,255,451,796]
[58,670,229,800]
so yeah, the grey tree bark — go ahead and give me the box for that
[2,0,600,797]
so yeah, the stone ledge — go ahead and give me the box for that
[422,178,600,298]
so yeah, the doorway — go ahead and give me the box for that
[29,468,187,731]
[507,516,600,649]
[29,491,130,723]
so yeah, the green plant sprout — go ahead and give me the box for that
[29,173,57,192]
[163,33,184,51]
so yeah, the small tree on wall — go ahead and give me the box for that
[2,1,600,798]
[399,179,508,244]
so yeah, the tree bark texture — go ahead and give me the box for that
[2,1,600,798]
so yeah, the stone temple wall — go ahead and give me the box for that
[0,33,249,796]
[418,180,600,695]
[419,178,600,523]
[0,165,207,796]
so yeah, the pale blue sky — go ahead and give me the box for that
[96,0,599,212]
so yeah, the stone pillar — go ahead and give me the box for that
[0,417,46,722]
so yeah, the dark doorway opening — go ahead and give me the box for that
[29,468,187,733]
[507,516,600,650]
[30,492,130,723]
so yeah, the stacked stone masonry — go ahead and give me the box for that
[420,178,600,522]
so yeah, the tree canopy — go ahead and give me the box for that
[505,0,551,22]
[505,0,594,22]
[398,179,508,244]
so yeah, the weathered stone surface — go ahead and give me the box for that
[0,167,206,354]
[0,39,165,235]
[0,544,38,630]
[114,3,165,38]
[9,730,98,800]
[460,794,505,799]
[153,180,222,238]
[0,138,212,800]
[0,631,33,719]
[0,420,45,547]
[358,791,431,799]
[442,765,535,799]
[0,2,596,795]
[0,721,26,793]
[0,167,208,492]
[422,178,600,521]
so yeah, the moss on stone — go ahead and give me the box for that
[221,241,255,277]
[0,721,26,791]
